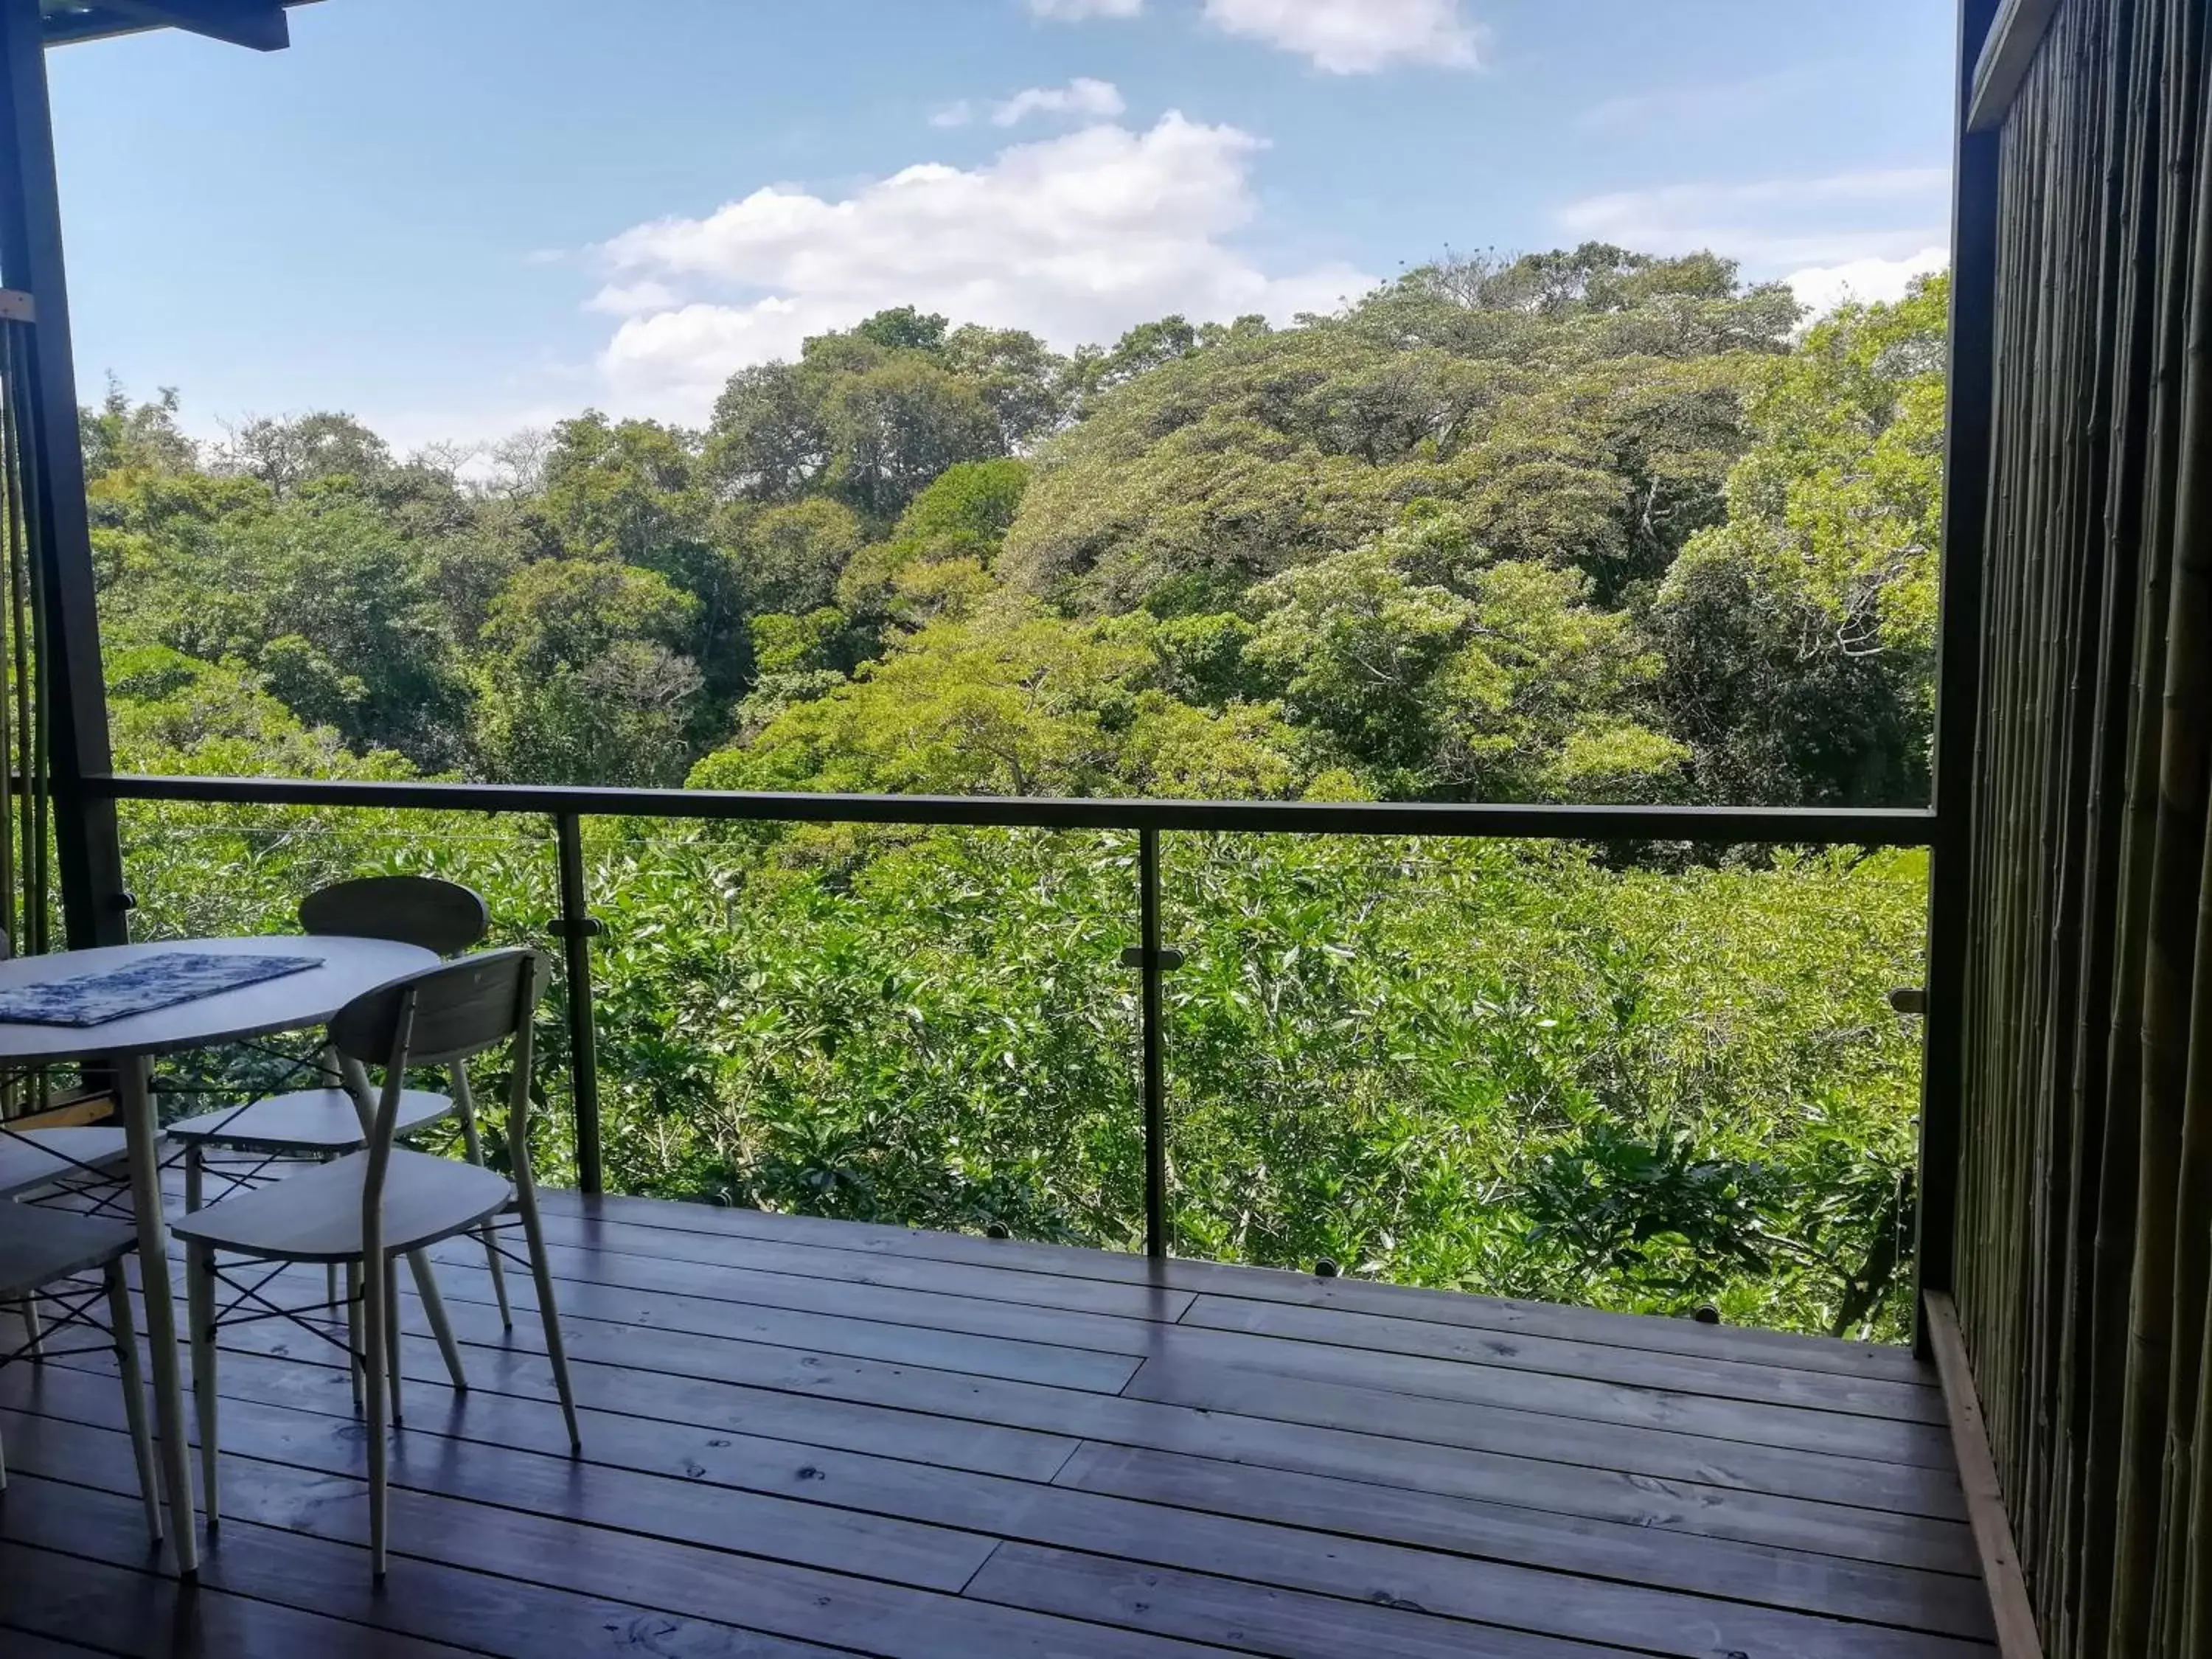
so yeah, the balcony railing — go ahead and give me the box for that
[96,773,1936,1276]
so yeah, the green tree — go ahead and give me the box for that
[473,560,703,785]
[1655,275,1947,804]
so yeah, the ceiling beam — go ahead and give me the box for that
[100,0,288,49]
[1964,0,2060,133]
[43,0,290,50]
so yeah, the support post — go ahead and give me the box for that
[1138,827,1169,1260]
[1917,0,2003,1350]
[0,0,129,951]
[552,813,603,1196]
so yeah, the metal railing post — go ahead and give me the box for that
[1138,827,1171,1260]
[552,812,604,1196]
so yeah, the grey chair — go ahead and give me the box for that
[171,947,578,1581]
[0,930,139,1211]
[0,931,148,1349]
[164,876,512,1325]
[0,1202,164,1545]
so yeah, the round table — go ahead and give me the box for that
[0,934,435,1576]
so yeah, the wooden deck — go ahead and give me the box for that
[0,1189,1993,1658]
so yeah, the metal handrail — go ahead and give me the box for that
[95,770,1938,1252]
[92,772,1935,844]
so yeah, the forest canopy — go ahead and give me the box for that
[88,244,1947,812]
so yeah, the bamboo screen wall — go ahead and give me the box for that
[1954,0,2212,1652]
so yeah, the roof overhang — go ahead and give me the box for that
[38,0,313,51]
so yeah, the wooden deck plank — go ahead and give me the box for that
[4,1378,1982,1659]
[1124,1352,1968,1518]
[0,1453,852,1659]
[98,1270,1983,1573]
[7,1189,1989,1657]
[431,1248,1144,1393]
[532,1203,1197,1323]
[542,1190,1930,1382]
[0,1632,111,1659]
[1152,1322,1955,1464]
[439,1222,1938,1430]
[0,1406,1234,1659]
[506,1208,1951,1452]
[969,1541,1987,1659]
[1181,1292,1944,1419]
[410,1246,1966,1517]
[220,1242,1952,1472]
[1057,1441,1990,1637]
[6,1357,996,1595]
[177,1284,1089,1489]
[372,1244,1972,1521]
[433,1228,1175,1357]
[0,1497,474,1659]
[17,1322,1979,1635]
[965,1543,1630,1659]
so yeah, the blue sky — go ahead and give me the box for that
[44,0,1957,453]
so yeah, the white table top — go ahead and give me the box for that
[0,935,437,1062]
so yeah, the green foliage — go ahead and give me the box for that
[473,560,702,785]
[1655,276,1947,804]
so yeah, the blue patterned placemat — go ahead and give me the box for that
[0,951,323,1027]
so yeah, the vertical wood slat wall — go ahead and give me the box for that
[1954,0,2212,1654]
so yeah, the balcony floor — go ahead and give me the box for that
[0,1189,1992,1658]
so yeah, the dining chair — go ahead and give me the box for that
[170,947,579,1581]
[165,875,512,1326]
[0,932,145,1349]
[0,1201,164,1546]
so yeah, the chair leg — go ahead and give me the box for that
[183,1142,203,1212]
[346,1260,364,1413]
[383,1258,404,1429]
[453,1065,512,1329]
[513,1191,580,1452]
[16,1295,39,1361]
[105,1258,164,1545]
[323,1159,338,1345]
[406,1249,467,1394]
[361,1252,389,1582]
[184,1239,220,1532]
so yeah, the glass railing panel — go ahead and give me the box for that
[523,816,1143,1246]
[1161,833,1929,1343]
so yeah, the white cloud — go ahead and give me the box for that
[1785,245,1949,318]
[591,114,1371,421]
[1023,0,1481,74]
[930,101,975,129]
[992,77,1127,126]
[1556,167,1950,270]
[1200,0,1482,73]
[586,277,681,316]
[1026,0,1143,18]
[1579,72,1806,136]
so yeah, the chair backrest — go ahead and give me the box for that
[330,947,546,1071]
[330,949,551,1239]
[300,876,489,959]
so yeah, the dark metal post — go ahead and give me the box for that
[552,813,604,1196]
[1916,0,2003,1348]
[1138,828,1169,1259]
[0,0,129,950]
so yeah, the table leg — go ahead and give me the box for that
[118,1051,198,1577]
